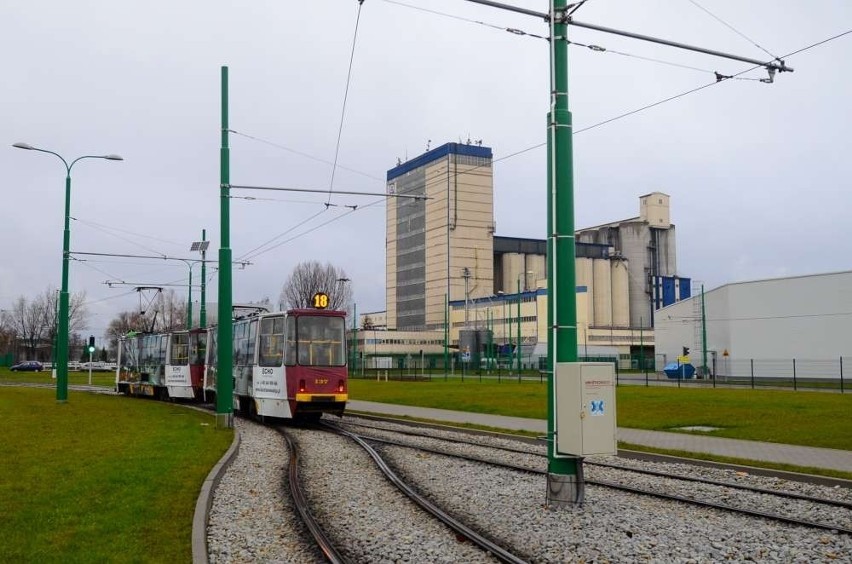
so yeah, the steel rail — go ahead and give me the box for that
[344,426,852,536]
[342,418,852,507]
[325,423,530,564]
[278,429,350,564]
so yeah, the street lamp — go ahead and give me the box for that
[337,278,356,372]
[13,142,123,402]
[516,270,534,375]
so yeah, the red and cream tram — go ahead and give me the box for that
[204,301,348,420]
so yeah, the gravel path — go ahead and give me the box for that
[207,416,852,563]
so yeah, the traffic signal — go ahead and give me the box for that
[88,335,96,354]
[682,346,690,356]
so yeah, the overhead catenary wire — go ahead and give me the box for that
[229,129,384,182]
[236,208,328,262]
[326,0,367,208]
[685,0,780,61]
[229,27,850,260]
[381,0,548,40]
[71,217,168,258]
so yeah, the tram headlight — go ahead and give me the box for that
[337,379,345,393]
[299,379,306,393]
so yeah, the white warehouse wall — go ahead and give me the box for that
[655,270,852,361]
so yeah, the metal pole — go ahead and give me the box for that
[547,0,581,503]
[444,293,448,381]
[88,348,93,386]
[502,297,507,376]
[701,284,708,378]
[56,172,72,402]
[352,303,357,374]
[516,277,521,380]
[187,264,193,330]
[793,358,797,391]
[841,356,844,393]
[200,229,207,327]
[751,358,755,389]
[640,316,647,386]
[216,65,234,429]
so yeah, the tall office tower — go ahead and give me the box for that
[386,142,494,330]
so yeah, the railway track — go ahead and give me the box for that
[326,422,529,564]
[277,428,350,564]
[337,417,852,536]
[343,417,852,507]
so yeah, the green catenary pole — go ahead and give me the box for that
[200,229,207,327]
[216,66,234,429]
[516,277,521,376]
[351,303,357,373]
[443,293,449,380]
[187,266,193,330]
[547,0,581,500]
[701,284,708,378]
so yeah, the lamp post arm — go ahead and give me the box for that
[69,155,112,171]
[21,146,70,173]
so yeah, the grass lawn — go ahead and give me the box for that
[0,386,233,563]
[348,379,852,451]
[1,368,116,388]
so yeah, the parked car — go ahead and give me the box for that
[10,361,44,372]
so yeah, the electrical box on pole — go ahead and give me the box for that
[554,362,617,456]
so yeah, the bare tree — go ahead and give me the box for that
[280,261,352,311]
[105,310,147,356]
[156,290,187,332]
[0,310,15,357]
[7,287,89,361]
[42,286,88,349]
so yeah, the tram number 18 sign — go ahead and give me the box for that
[312,292,330,310]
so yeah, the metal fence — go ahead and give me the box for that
[617,356,850,393]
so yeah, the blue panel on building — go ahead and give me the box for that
[387,143,493,181]
[680,278,691,299]
[662,277,676,307]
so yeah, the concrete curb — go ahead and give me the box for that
[192,429,241,564]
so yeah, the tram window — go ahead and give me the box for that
[284,316,297,366]
[234,321,250,366]
[247,320,258,364]
[191,333,207,365]
[259,316,285,367]
[207,330,218,365]
[169,333,189,364]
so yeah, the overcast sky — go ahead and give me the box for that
[3,0,850,338]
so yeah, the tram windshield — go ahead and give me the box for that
[292,315,345,367]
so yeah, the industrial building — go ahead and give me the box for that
[385,142,494,332]
[655,270,852,375]
[369,142,692,367]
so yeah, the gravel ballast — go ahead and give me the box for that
[207,416,852,563]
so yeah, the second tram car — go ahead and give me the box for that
[116,329,207,399]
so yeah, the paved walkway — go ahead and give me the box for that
[347,400,852,474]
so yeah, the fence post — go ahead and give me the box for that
[750,359,755,389]
[792,358,797,391]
